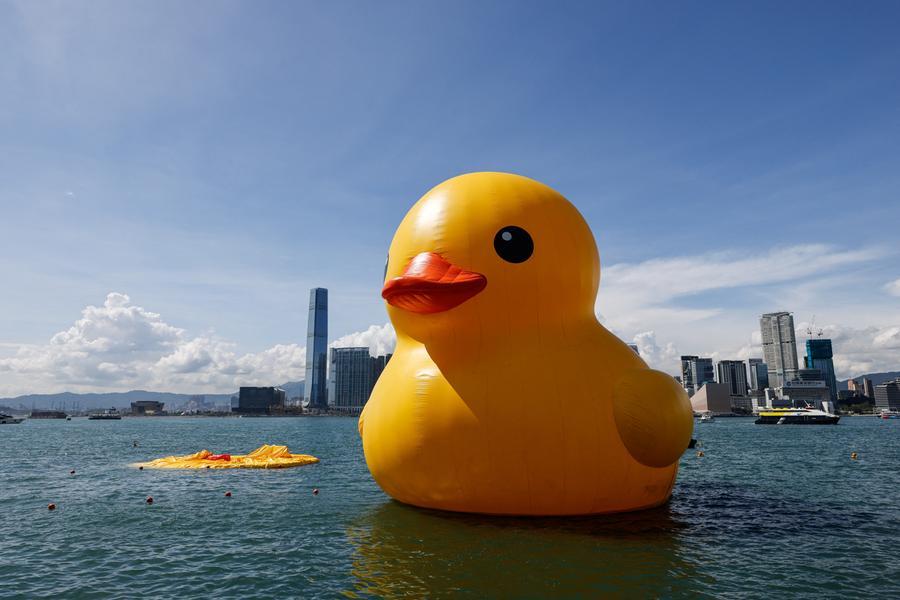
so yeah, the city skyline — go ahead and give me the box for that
[1,3,899,395]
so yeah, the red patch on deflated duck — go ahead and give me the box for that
[382,252,487,314]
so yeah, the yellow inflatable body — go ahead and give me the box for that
[360,172,692,516]
[135,444,319,469]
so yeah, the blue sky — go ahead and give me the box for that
[1,1,899,395]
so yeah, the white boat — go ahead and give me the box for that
[699,412,715,422]
[1,413,25,424]
[88,408,122,420]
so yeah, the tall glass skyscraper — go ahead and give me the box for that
[680,355,715,396]
[303,288,328,409]
[805,338,837,402]
[760,312,799,387]
[748,358,769,391]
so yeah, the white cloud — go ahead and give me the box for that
[0,293,307,396]
[631,331,680,373]
[330,323,396,357]
[885,278,900,297]
[598,244,883,332]
[597,243,899,378]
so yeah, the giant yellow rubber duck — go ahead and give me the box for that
[360,172,692,515]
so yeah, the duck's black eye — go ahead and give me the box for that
[493,226,533,263]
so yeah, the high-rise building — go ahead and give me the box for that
[303,288,328,409]
[862,377,875,399]
[760,312,799,387]
[330,347,392,413]
[748,358,769,391]
[680,355,715,395]
[717,360,749,397]
[805,338,837,402]
[874,378,900,411]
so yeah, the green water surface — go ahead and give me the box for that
[1,416,898,598]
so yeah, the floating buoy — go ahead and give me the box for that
[851,452,858,460]
[48,503,56,511]
[69,469,75,475]
[139,466,144,471]
[146,496,154,504]
[312,488,319,496]
[696,451,705,457]
[224,491,232,497]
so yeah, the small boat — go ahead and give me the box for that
[88,408,122,420]
[699,412,715,423]
[755,407,840,425]
[1,413,25,424]
[879,410,900,420]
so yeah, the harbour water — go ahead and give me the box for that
[2,416,899,598]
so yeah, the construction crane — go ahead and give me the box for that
[806,315,824,338]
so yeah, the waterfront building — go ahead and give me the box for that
[805,339,838,402]
[797,368,824,381]
[234,387,286,415]
[680,356,715,396]
[777,380,830,411]
[690,382,732,415]
[862,377,875,398]
[748,358,769,391]
[331,348,393,414]
[303,288,329,409]
[760,312,799,387]
[131,400,165,415]
[874,378,900,411]
[717,360,749,397]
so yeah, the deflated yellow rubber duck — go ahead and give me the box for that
[360,172,692,515]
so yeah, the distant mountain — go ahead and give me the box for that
[0,381,305,412]
[837,372,900,390]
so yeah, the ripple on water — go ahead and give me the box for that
[2,417,900,598]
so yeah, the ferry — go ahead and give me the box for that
[699,412,715,423]
[88,408,122,420]
[1,413,25,424]
[30,410,68,419]
[755,407,839,425]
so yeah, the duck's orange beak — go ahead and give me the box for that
[382,252,487,314]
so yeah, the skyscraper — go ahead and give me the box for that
[303,288,328,409]
[874,378,900,411]
[330,347,392,413]
[680,355,715,395]
[804,339,837,402]
[717,360,749,397]
[760,312,799,387]
[748,358,769,391]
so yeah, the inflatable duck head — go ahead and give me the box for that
[382,172,599,343]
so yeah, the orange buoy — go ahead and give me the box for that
[312,488,319,496]
[48,503,56,511]
[146,496,154,504]
[696,451,705,457]
[224,491,232,497]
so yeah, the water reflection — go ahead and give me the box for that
[345,501,710,597]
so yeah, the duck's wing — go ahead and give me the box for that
[612,369,693,468]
